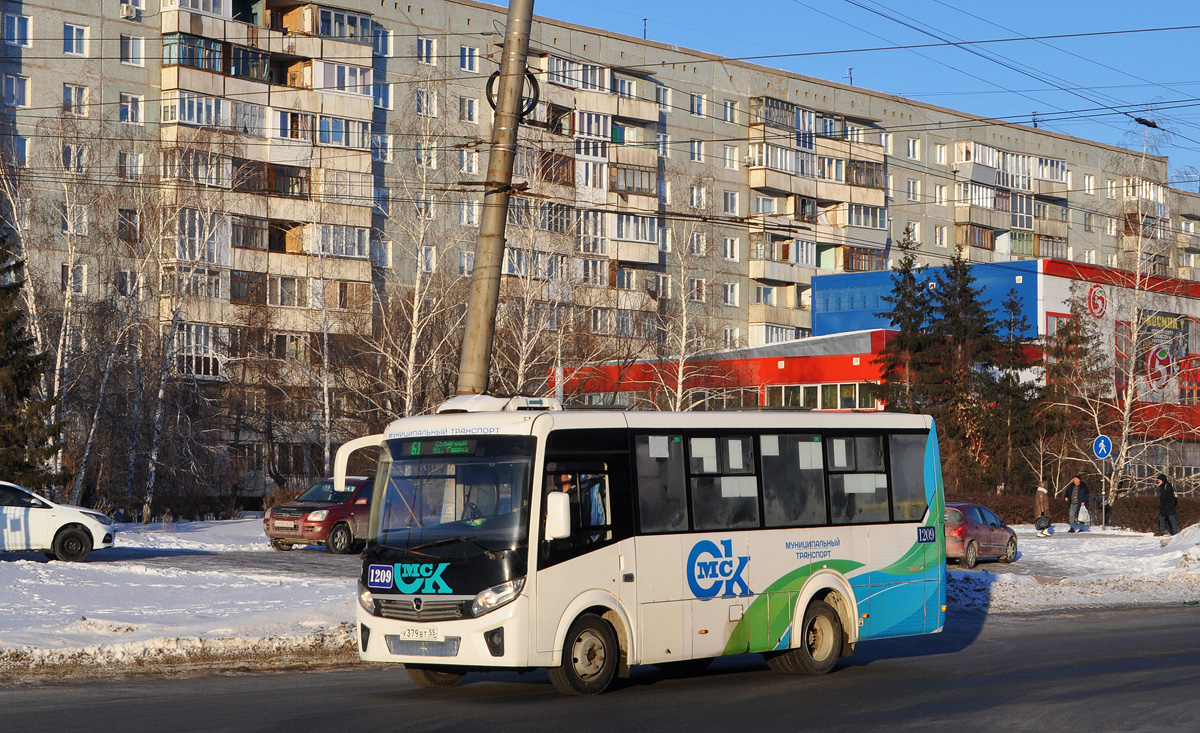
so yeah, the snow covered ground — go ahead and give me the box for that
[1,518,1199,675]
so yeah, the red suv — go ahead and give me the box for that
[263,477,373,554]
[945,502,1018,569]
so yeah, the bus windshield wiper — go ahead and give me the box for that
[409,536,503,560]
[369,542,438,560]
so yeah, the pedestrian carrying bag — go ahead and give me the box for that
[1077,504,1091,523]
[1035,516,1051,531]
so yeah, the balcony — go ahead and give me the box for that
[1033,217,1069,239]
[954,204,1009,232]
[609,240,661,266]
[956,162,997,187]
[749,303,811,330]
[749,167,795,196]
[614,96,660,123]
[749,258,813,285]
[611,144,658,168]
[1034,177,1070,197]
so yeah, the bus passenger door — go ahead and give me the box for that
[688,533,752,658]
[633,535,688,664]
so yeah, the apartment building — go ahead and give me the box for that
[0,0,1193,500]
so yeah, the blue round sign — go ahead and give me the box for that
[1092,435,1112,459]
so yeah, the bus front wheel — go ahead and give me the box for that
[548,613,618,695]
[406,665,465,688]
[766,600,843,676]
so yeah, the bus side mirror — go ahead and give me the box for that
[545,492,571,541]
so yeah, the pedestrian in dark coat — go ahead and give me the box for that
[1065,475,1090,533]
[1156,474,1179,537]
[1034,481,1051,537]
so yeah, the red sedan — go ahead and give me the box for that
[945,502,1018,569]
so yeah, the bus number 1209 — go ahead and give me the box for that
[916,526,937,544]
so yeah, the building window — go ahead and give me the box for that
[459,96,477,123]
[1083,212,1095,232]
[753,285,775,306]
[1084,174,1095,195]
[1106,179,1117,199]
[906,178,921,202]
[687,277,706,302]
[117,209,140,242]
[373,25,392,56]
[62,84,87,116]
[933,184,946,205]
[118,151,143,179]
[723,99,738,123]
[935,143,946,165]
[581,258,607,286]
[657,133,670,158]
[656,85,671,113]
[61,263,86,294]
[4,74,28,107]
[722,282,739,307]
[4,14,29,47]
[689,140,704,162]
[723,190,738,215]
[416,89,436,117]
[373,83,391,109]
[269,276,309,308]
[614,77,636,98]
[459,149,478,174]
[690,185,706,209]
[723,145,739,170]
[690,93,705,117]
[616,267,635,290]
[723,237,739,261]
[460,45,478,72]
[120,35,144,66]
[907,137,921,160]
[688,232,705,255]
[459,200,479,226]
[319,8,372,42]
[416,37,436,65]
[61,204,89,235]
[61,143,87,173]
[63,23,87,56]
[723,326,739,348]
[119,93,143,124]
[420,245,436,273]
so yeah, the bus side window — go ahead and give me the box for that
[762,434,826,527]
[889,434,928,521]
[690,435,759,531]
[828,436,889,525]
[634,435,688,533]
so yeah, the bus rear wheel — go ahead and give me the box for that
[406,665,465,688]
[548,613,618,695]
[766,600,842,676]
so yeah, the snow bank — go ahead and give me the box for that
[2,518,1198,675]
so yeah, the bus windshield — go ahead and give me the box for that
[369,435,536,559]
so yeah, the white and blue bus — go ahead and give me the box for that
[338,396,945,695]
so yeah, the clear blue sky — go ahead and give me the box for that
[529,0,1200,187]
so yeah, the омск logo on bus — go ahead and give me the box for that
[367,563,453,593]
[687,539,751,598]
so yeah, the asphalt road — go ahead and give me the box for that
[4,605,1199,732]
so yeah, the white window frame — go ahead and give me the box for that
[120,35,145,67]
[460,45,478,72]
[119,92,143,124]
[417,37,436,65]
[4,74,28,107]
[4,14,29,48]
[690,93,705,117]
[63,23,88,56]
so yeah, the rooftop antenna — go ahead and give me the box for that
[845,66,853,86]
[643,18,647,39]
[1032,110,1038,128]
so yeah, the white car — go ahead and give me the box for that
[0,481,116,561]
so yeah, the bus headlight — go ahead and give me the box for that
[307,509,329,522]
[358,586,376,615]
[472,578,525,617]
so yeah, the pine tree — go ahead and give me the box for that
[992,286,1038,492]
[0,238,61,492]
[925,245,1000,490]
[875,226,930,413]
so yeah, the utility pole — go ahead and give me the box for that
[455,0,535,396]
